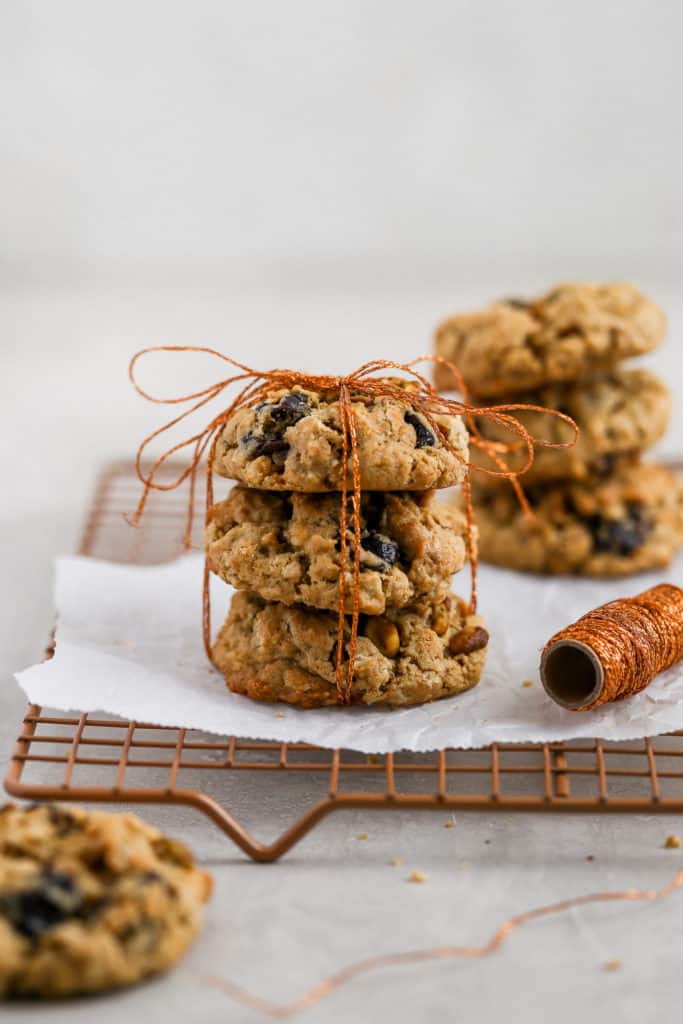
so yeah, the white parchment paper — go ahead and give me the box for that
[14,553,683,753]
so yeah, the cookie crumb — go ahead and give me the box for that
[358,832,368,841]
[604,960,623,972]
[408,869,428,883]
[389,857,403,866]
[664,834,682,849]
[521,679,534,688]
[444,818,455,829]
[275,712,285,718]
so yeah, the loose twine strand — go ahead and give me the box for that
[195,868,683,1018]
[544,584,683,710]
[128,347,578,703]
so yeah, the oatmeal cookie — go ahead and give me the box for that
[434,282,665,397]
[212,591,488,708]
[472,368,671,485]
[213,384,468,491]
[468,459,683,576]
[0,804,212,999]
[206,487,468,615]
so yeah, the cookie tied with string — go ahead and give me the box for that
[206,488,469,616]
[212,382,470,491]
[213,591,488,708]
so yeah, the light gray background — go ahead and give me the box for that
[2,3,683,1023]
[2,0,683,288]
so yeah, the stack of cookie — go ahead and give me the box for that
[434,282,683,576]
[204,383,489,707]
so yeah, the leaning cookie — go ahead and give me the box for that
[206,488,468,615]
[468,459,683,576]
[434,282,666,397]
[0,804,212,999]
[212,591,488,708]
[213,384,468,491]
[471,368,671,486]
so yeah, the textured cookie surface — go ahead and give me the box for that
[206,487,468,615]
[472,368,671,485]
[213,384,468,491]
[0,804,211,999]
[213,591,488,708]
[434,282,665,397]
[469,460,683,576]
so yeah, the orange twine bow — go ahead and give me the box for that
[128,347,578,703]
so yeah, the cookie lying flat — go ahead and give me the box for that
[0,804,211,999]
[471,368,671,486]
[213,591,488,708]
[434,282,665,398]
[206,488,468,615]
[213,384,468,491]
[469,460,683,576]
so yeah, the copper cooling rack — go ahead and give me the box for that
[6,461,683,861]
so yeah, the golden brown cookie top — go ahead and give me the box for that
[434,282,666,397]
[214,384,469,491]
[0,803,211,998]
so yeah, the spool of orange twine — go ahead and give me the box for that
[128,347,578,703]
[541,583,683,711]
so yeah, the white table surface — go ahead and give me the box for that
[2,282,683,1023]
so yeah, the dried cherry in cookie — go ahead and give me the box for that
[242,433,289,459]
[2,870,83,940]
[587,504,653,557]
[404,409,436,448]
[241,393,311,460]
[360,531,400,569]
[267,392,310,424]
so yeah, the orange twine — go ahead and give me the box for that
[542,583,683,711]
[196,868,683,1018]
[128,347,578,702]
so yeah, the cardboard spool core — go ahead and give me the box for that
[540,639,605,711]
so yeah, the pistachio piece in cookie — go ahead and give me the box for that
[364,616,401,657]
